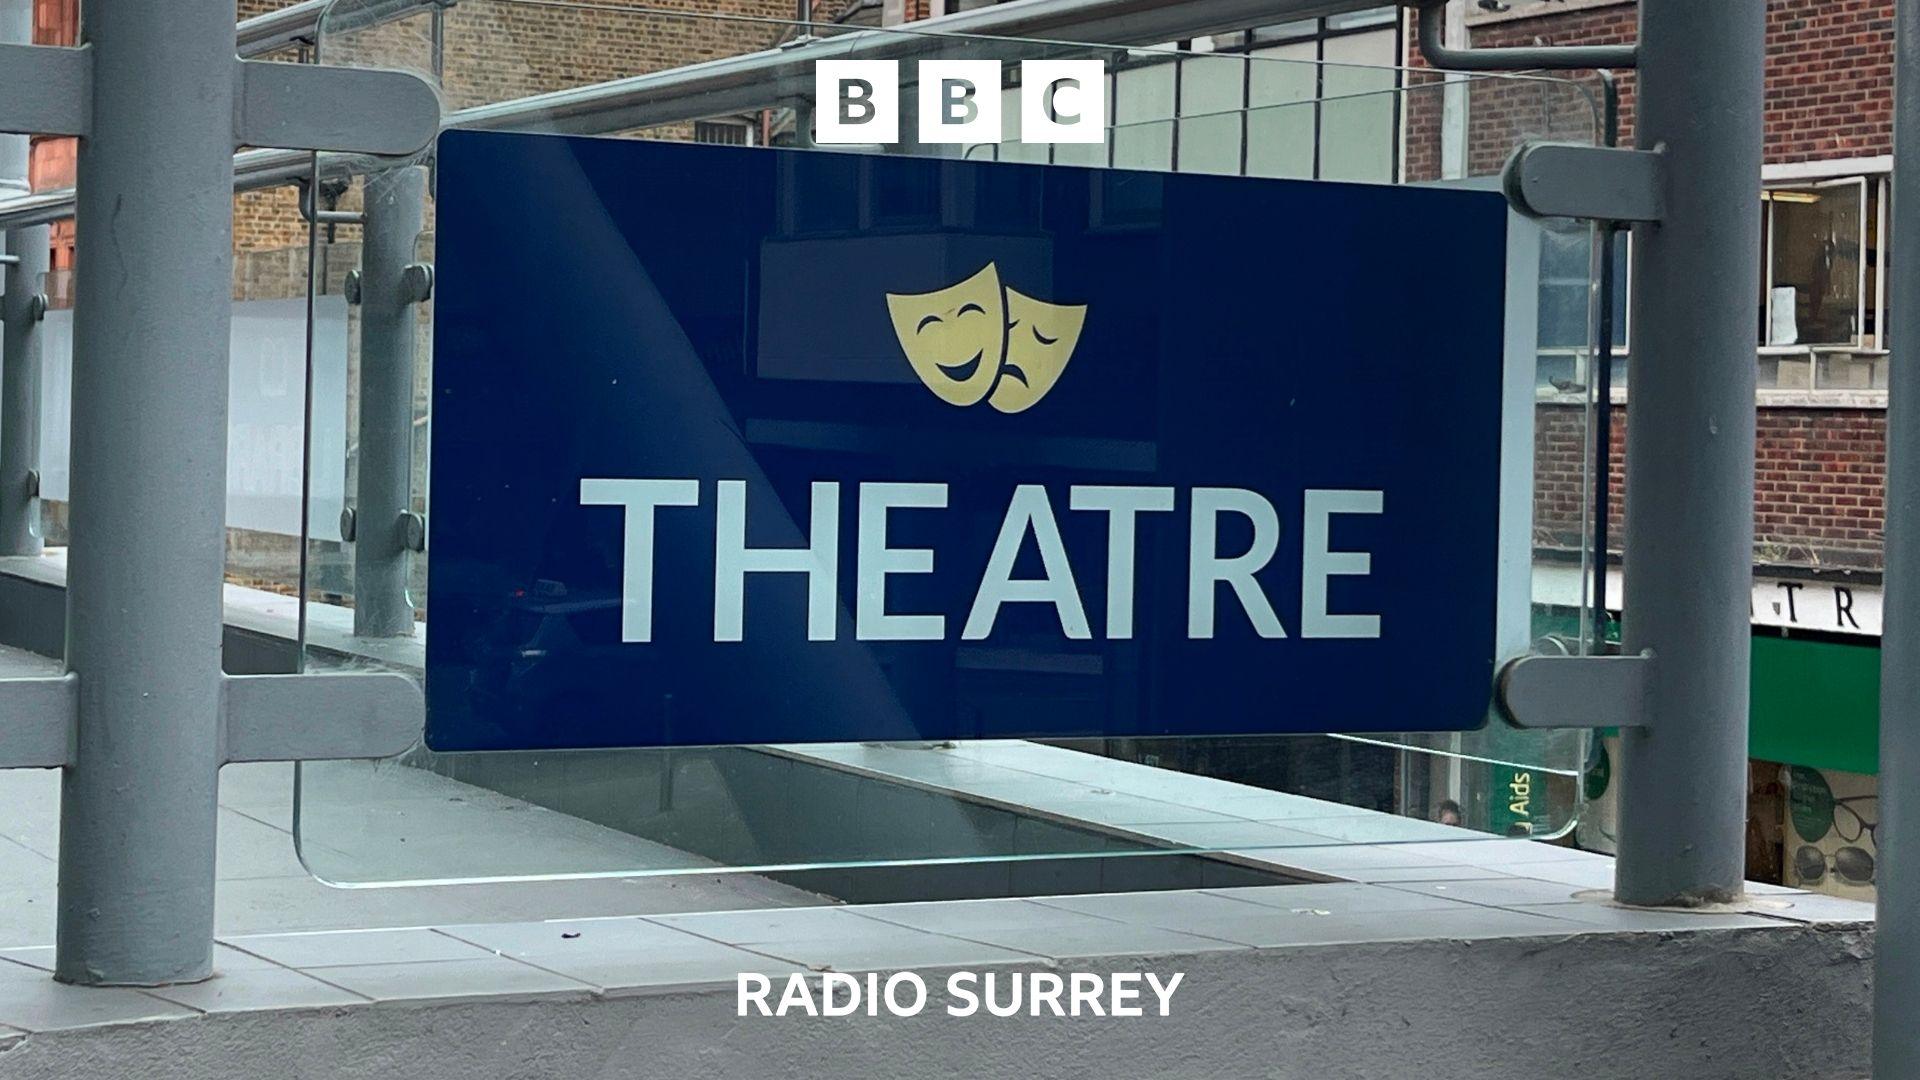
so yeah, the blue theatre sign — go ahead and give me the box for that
[426,129,1520,751]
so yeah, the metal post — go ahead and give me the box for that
[1613,0,1763,906]
[0,0,36,556]
[56,0,235,984]
[0,0,24,203]
[0,224,46,555]
[352,165,426,638]
[1589,71,1621,648]
[1877,2,1920,1071]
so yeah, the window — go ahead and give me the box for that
[975,8,1403,183]
[1760,178,1882,351]
[1241,13,1402,183]
[33,0,76,46]
[693,120,751,146]
[1538,225,1629,352]
[1535,224,1630,395]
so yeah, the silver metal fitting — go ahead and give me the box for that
[401,262,434,304]
[401,509,426,552]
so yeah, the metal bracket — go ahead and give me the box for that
[233,59,440,155]
[348,264,433,307]
[401,262,435,303]
[1497,653,1654,730]
[220,671,423,763]
[297,178,366,227]
[339,506,358,542]
[0,47,437,152]
[0,670,421,768]
[1503,142,1665,224]
[0,674,76,768]
[0,43,92,137]
[24,469,40,497]
[27,294,45,323]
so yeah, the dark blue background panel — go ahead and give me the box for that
[427,129,1511,752]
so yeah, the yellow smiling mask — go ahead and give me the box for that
[885,263,1007,407]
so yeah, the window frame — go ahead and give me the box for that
[1760,175,1873,352]
[1536,224,1631,363]
[1012,8,1405,181]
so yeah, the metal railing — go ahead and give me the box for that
[0,0,1383,231]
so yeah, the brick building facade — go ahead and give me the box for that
[1416,0,1900,579]
[1410,0,1894,896]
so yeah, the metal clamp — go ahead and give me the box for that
[233,59,440,155]
[1503,142,1665,224]
[344,269,363,306]
[27,293,45,322]
[0,670,423,769]
[0,42,93,137]
[1497,652,1654,730]
[339,506,358,542]
[401,510,427,553]
[401,262,435,304]
[219,671,423,763]
[24,469,40,498]
[297,180,365,227]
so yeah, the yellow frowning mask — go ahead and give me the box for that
[989,288,1088,414]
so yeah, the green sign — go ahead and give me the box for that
[1751,635,1879,776]
[1788,765,1835,842]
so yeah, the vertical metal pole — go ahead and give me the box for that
[0,0,25,204]
[0,224,46,555]
[353,165,426,638]
[1877,2,1920,1071]
[0,0,37,556]
[1614,0,1763,906]
[56,0,234,984]
[1589,71,1620,649]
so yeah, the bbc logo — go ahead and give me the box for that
[813,59,1107,146]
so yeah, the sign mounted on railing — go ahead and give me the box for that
[427,129,1516,751]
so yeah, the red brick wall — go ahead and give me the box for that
[1536,404,1886,571]
[1533,404,1604,554]
[1406,1,1896,175]
[1402,4,1636,183]
[1765,0,1894,164]
[1428,2,1898,573]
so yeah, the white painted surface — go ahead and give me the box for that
[1535,561,1881,636]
